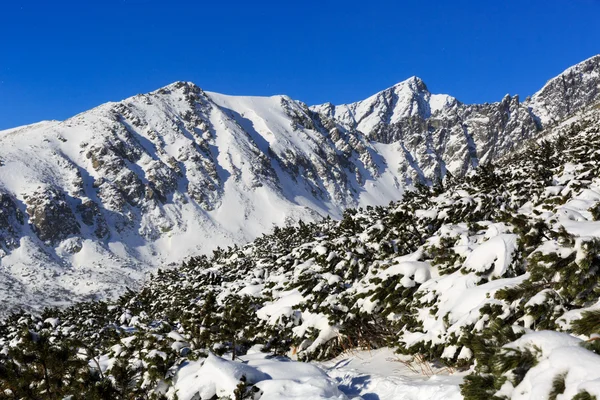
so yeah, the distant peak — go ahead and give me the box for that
[153,81,203,95]
[402,75,424,84]
[567,53,600,70]
[391,76,427,90]
[536,54,600,91]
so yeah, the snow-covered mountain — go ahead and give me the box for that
[315,55,600,178]
[1,55,599,313]
[0,83,405,313]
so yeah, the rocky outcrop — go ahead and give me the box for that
[76,199,109,239]
[24,187,80,245]
[367,93,541,181]
[529,54,600,124]
[0,191,23,254]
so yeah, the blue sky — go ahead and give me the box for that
[1,0,599,130]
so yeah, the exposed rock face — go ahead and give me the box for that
[529,54,600,125]
[25,187,80,245]
[0,191,22,254]
[76,199,109,239]
[0,55,599,313]
[311,56,600,185]
[313,83,545,184]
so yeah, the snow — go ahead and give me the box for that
[292,312,339,354]
[239,283,264,296]
[167,349,465,400]
[167,331,187,342]
[505,330,582,357]
[429,94,455,114]
[559,299,600,330]
[313,77,456,134]
[380,261,431,284]
[524,289,552,308]
[317,348,464,400]
[462,234,518,277]
[404,272,527,347]
[257,289,304,325]
[502,331,600,399]
[169,353,271,400]
[169,352,347,400]
[43,317,60,328]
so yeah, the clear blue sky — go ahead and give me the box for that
[1,0,599,130]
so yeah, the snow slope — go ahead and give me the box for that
[167,348,465,400]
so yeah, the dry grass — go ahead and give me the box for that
[388,353,456,377]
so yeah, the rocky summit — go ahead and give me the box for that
[0,55,600,314]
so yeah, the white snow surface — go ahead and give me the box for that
[462,234,518,278]
[169,351,348,400]
[166,348,464,400]
[499,331,600,399]
[317,348,464,400]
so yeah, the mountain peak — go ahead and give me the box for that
[384,76,429,96]
[149,81,204,97]
[394,75,426,86]
[529,53,600,124]
[310,75,454,133]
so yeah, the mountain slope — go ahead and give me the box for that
[0,83,403,313]
[0,56,600,314]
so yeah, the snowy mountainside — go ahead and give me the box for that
[1,55,600,314]
[311,76,539,178]
[0,82,403,313]
[3,99,600,399]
